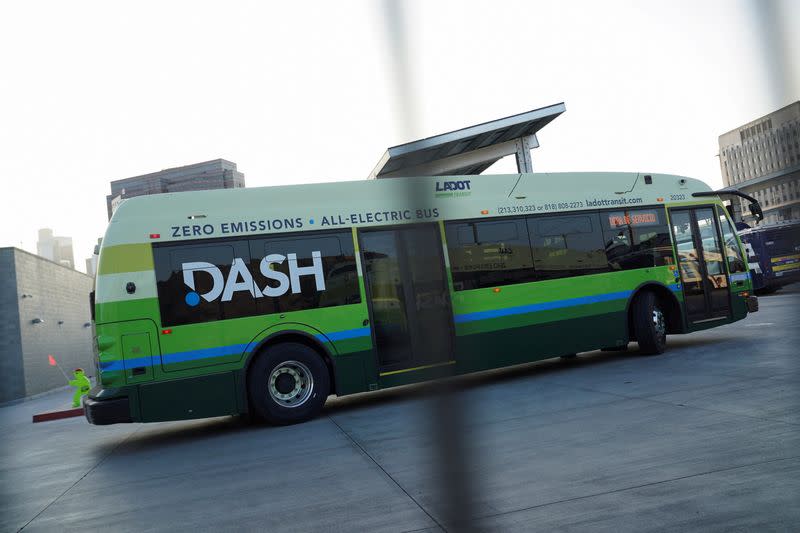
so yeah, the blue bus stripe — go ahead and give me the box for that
[99,355,158,372]
[455,284,683,324]
[316,327,371,342]
[161,343,251,365]
[455,290,631,323]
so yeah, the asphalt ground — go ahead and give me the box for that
[2,286,798,532]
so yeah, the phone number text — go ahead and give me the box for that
[496,201,585,214]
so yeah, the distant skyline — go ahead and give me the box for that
[1,0,798,272]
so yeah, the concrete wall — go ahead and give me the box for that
[0,249,25,403]
[5,248,95,400]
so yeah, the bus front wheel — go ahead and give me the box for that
[247,342,330,425]
[632,291,667,355]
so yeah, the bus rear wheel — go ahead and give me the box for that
[248,342,330,425]
[632,291,667,355]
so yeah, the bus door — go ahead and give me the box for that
[359,223,454,376]
[669,207,731,324]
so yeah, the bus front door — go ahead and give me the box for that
[669,207,731,325]
[360,223,454,380]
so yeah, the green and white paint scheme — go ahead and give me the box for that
[87,172,755,424]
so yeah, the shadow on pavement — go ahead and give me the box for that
[325,347,625,416]
[90,414,256,456]
[324,334,739,416]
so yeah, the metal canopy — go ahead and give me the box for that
[369,102,565,179]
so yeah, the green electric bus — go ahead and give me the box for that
[84,172,761,425]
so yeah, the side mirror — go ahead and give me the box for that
[749,203,764,223]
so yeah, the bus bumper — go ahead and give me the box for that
[84,390,133,425]
[745,295,759,313]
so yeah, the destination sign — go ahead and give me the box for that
[608,212,658,227]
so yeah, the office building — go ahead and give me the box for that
[106,159,246,219]
[36,228,75,269]
[0,248,94,403]
[718,101,800,225]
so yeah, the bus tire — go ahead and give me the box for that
[631,291,667,355]
[247,342,330,425]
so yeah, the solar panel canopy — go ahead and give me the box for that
[369,102,565,179]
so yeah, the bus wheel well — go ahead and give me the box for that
[627,284,682,338]
[249,333,336,396]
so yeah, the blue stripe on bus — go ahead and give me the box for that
[454,284,682,324]
[161,343,251,365]
[99,344,250,371]
[98,344,250,371]
[316,327,371,342]
[99,356,157,372]
[99,327,371,372]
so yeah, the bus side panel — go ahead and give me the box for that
[93,319,164,423]
[740,233,768,291]
[451,267,679,371]
[329,343,374,396]
[731,292,750,323]
[727,268,752,324]
[138,372,239,422]
[739,225,800,292]
[454,304,623,372]
[765,225,800,287]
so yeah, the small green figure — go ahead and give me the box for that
[69,368,91,408]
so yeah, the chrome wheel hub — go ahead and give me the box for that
[652,307,666,338]
[268,360,314,408]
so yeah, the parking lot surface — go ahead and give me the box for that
[2,286,798,532]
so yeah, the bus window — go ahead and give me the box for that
[154,240,256,327]
[695,209,727,282]
[153,232,360,327]
[601,208,673,270]
[445,218,535,290]
[249,231,360,313]
[527,212,608,280]
[717,209,746,274]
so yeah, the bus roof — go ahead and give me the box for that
[103,172,713,248]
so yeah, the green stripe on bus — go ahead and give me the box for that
[97,243,154,275]
[96,298,162,324]
[455,299,625,336]
[96,298,372,356]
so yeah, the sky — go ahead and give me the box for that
[0,0,798,272]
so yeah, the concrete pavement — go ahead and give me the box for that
[2,286,798,532]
